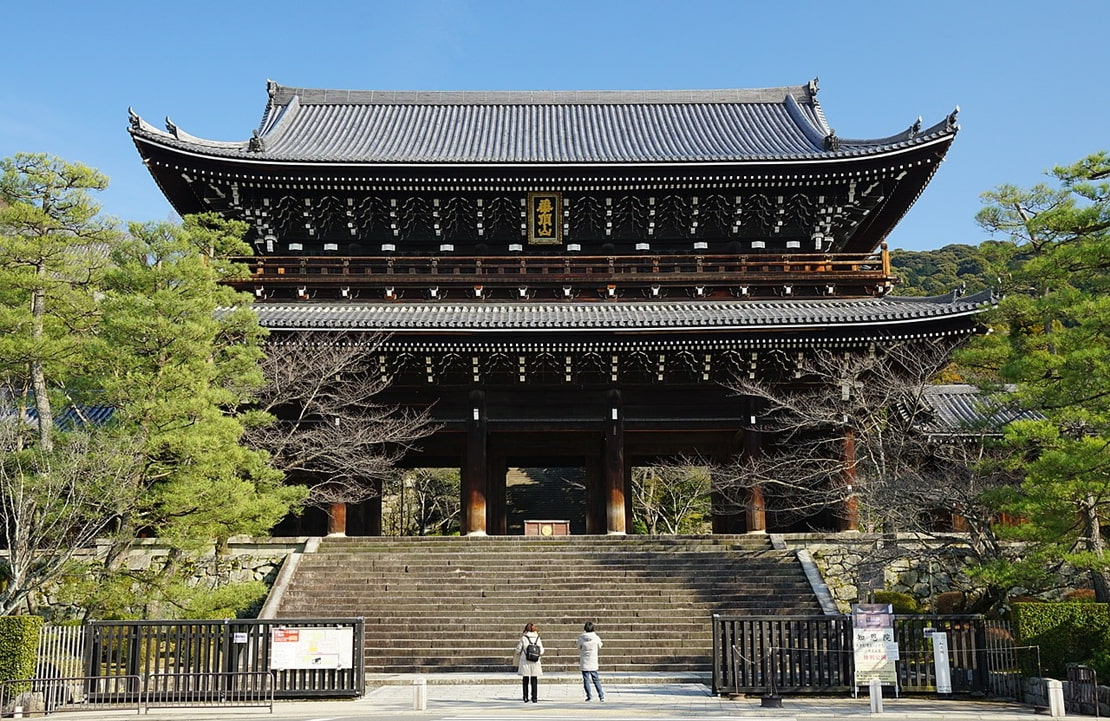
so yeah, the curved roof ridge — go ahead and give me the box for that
[886,287,996,305]
[127,109,248,150]
[128,78,959,172]
[836,107,960,150]
[266,81,818,107]
[783,92,829,148]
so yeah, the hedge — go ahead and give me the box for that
[1011,602,1110,678]
[0,616,43,693]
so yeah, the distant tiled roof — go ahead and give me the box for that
[250,290,992,338]
[918,384,1042,436]
[129,80,956,165]
[3,405,115,430]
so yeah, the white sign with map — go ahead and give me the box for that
[270,627,353,670]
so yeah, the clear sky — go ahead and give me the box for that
[2,0,1105,252]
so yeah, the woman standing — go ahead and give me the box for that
[514,622,544,702]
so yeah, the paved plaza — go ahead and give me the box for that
[41,673,1043,721]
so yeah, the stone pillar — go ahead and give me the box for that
[327,502,347,536]
[605,390,627,535]
[463,390,488,535]
[838,429,859,531]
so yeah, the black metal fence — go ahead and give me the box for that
[713,614,1012,697]
[82,619,364,700]
[1,675,143,715]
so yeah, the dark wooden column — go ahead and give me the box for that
[711,430,746,534]
[463,390,488,535]
[604,390,627,535]
[367,480,383,536]
[345,494,382,536]
[488,453,508,536]
[327,502,347,536]
[744,428,767,533]
[585,455,604,535]
[838,429,860,531]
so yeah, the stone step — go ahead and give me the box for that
[273,534,821,674]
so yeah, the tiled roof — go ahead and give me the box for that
[918,384,1042,435]
[249,290,993,334]
[129,80,956,165]
[4,405,116,430]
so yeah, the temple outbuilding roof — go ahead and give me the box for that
[917,384,1043,436]
[129,79,957,166]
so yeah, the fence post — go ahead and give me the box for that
[973,617,990,694]
[1047,679,1066,718]
[869,677,884,713]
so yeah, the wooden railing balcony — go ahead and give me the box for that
[225,245,895,300]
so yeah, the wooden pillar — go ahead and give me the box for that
[744,428,767,533]
[488,454,508,536]
[711,487,733,534]
[605,390,627,535]
[838,429,859,531]
[326,502,347,536]
[463,390,488,535]
[367,481,382,536]
[585,455,604,535]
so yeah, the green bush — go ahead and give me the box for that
[1012,602,1110,678]
[873,590,921,614]
[0,616,44,691]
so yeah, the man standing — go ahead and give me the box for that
[576,621,605,702]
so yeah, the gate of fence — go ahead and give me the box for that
[713,614,1011,697]
[43,618,366,707]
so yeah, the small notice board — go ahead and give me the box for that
[270,627,354,670]
[851,603,898,688]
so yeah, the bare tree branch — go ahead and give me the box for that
[242,332,438,507]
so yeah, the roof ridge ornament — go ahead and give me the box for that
[249,129,265,153]
[823,129,840,151]
[165,116,178,137]
[946,106,960,131]
[127,107,140,130]
[909,116,922,137]
[808,77,819,97]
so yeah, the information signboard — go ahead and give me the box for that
[852,603,898,687]
[270,627,354,670]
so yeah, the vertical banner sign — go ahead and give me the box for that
[270,627,354,670]
[528,192,562,245]
[930,631,952,694]
[851,603,898,687]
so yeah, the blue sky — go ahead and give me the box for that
[1,0,1105,252]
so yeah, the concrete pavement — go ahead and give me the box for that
[34,673,1044,721]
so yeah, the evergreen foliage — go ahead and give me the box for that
[871,590,921,614]
[961,152,1110,604]
[0,616,43,692]
[0,154,305,619]
[890,243,995,297]
[1011,602,1110,678]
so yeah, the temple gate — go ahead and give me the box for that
[129,80,986,535]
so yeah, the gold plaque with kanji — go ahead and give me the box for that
[527,192,562,245]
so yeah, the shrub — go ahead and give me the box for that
[0,616,44,692]
[872,591,921,614]
[1012,602,1110,678]
[934,591,968,614]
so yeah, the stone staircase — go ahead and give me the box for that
[272,535,824,674]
